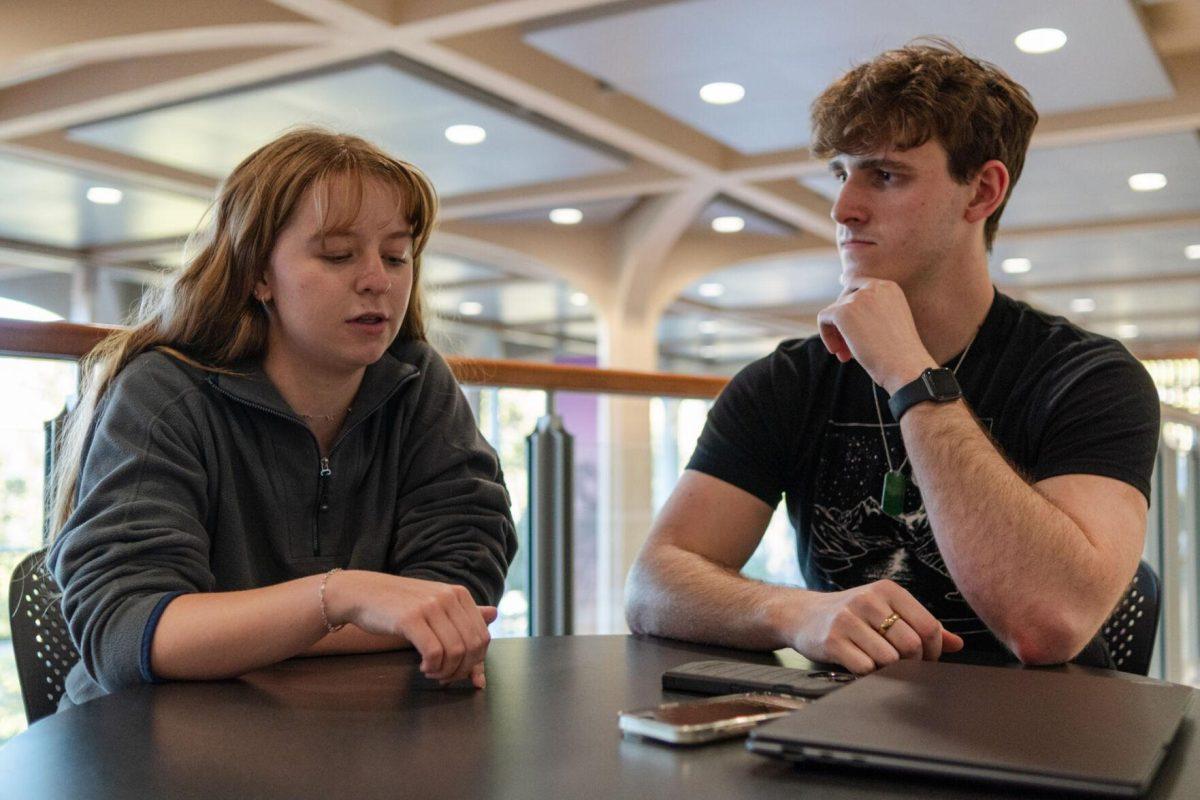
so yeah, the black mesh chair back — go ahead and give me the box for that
[8,547,78,723]
[1102,560,1160,676]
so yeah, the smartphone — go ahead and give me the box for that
[662,659,855,698]
[619,693,809,745]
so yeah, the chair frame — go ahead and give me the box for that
[1101,560,1160,676]
[8,547,78,724]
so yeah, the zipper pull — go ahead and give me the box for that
[318,458,332,512]
[313,458,333,557]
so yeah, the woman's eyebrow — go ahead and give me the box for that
[306,230,354,245]
[305,229,413,246]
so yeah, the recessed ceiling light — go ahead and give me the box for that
[549,207,583,225]
[711,216,746,233]
[1070,298,1096,313]
[569,292,589,307]
[445,124,487,145]
[699,82,745,105]
[698,320,720,334]
[1116,323,1139,339]
[1014,28,1067,54]
[1128,172,1167,192]
[458,301,483,316]
[698,282,725,298]
[1187,245,1200,260]
[1001,257,1032,274]
[86,186,123,204]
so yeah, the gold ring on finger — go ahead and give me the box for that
[878,612,901,636]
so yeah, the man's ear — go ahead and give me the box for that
[964,159,1010,224]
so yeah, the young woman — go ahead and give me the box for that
[48,129,517,707]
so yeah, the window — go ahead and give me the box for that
[0,298,77,743]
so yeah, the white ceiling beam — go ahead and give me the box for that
[611,186,717,321]
[393,0,625,39]
[0,42,372,140]
[724,147,827,183]
[101,264,168,286]
[263,0,390,32]
[1003,270,1200,294]
[388,28,837,241]
[724,180,834,239]
[0,24,333,89]
[668,296,816,337]
[713,80,1200,182]
[0,138,218,200]
[0,266,40,281]
[0,236,82,263]
[998,211,1200,243]
[440,165,685,220]
[430,226,610,290]
[86,236,191,266]
[395,34,725,178]
[715,53,1200,183]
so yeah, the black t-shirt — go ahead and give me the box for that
[688,291,1160,664]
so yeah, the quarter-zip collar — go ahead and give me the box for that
[208,349,420,430]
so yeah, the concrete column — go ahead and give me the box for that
[69,263,99,323]
[595,311,658,632]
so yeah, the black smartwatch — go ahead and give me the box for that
[888,368,962,421]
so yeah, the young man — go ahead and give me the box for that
[625,42,1160,673]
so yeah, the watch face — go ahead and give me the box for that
[923,369,961,399]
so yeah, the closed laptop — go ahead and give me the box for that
[747,659,1193,797]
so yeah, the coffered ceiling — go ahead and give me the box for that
[2,0,1200,369]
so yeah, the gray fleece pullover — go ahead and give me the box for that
[49,338,517,705]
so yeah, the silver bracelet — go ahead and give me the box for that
[319,567,345,634]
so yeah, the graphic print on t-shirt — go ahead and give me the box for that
[809,418,993,636]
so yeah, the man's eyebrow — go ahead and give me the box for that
[831,157,912,173]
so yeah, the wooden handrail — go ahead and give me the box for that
[0,318,728,399]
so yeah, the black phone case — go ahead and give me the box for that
[662,660,855,698]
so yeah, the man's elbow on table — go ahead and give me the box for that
[624,550,669,637]
[1003,607,1098,666]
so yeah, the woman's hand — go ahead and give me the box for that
[324,570,496,687]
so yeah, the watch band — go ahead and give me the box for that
[887,368,962,421]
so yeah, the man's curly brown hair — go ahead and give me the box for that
[810,39,1038,250]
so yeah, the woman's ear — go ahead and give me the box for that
[254,274,271,304]
[965,159,1010,224]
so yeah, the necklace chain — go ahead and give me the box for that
[871,334,977,475]
[299,407,352,423]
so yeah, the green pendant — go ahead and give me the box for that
[881,470,907,518]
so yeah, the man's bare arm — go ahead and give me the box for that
[819,278,1147,665]
[902,400,1146,664]
[626,470,790,650]
[625,470,963,674]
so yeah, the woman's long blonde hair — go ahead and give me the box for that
[49,128,439,538]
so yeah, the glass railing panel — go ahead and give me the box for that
[1156,417,1200,686]
[554,391,599,635]
[650,397,803,589]
[469,387,547,638]
[0,355,78,745]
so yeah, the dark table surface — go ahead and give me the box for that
[0,634,1196,799]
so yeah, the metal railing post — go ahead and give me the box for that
[526,391,574,636]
